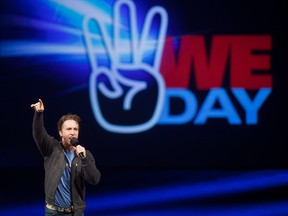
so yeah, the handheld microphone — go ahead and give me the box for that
[70,137,85,159]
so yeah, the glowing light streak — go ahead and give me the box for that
[87,170,288,211]
[51,0,113,24]
[1,41,87,57]
[1,171,288,216]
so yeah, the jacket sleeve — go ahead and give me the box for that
[32,111,54,157]
[81,151,101,185]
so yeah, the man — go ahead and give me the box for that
[31,99,101,216]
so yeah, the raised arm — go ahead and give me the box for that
[31,99,53,157]
[31,98,44,112]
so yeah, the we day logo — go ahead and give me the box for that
[83,0,272,133]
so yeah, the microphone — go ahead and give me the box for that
[70,137,85,159]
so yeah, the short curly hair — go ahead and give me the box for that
[57,113,81,131]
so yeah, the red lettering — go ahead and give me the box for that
[230,35,272,89]
[160,35,272,90]
[160,35,229,89]
[160,36,191,88]
[193,36,230,90]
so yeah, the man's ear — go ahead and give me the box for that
[59,131,62,137]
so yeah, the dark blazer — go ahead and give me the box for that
[32,112,101,216]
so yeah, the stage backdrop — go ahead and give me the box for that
[1,0,287,170]
[1,1,288,215]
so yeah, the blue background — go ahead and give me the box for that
[1,0,287,215]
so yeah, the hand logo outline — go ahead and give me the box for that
[83,0,168,133]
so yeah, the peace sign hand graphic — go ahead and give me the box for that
[83,0,168,133]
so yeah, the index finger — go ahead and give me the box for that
[38,99,43,107]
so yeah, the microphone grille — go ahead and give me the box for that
[70,137,79,147]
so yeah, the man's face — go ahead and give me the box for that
[59,119,79,147]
